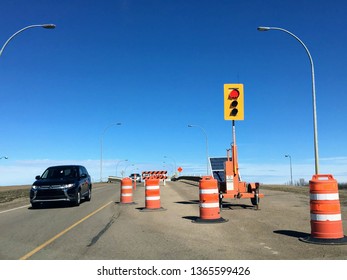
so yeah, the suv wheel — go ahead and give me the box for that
[85,188,91,201]
[74,190,81,206]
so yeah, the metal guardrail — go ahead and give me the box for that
[173,176,202,182]
[107,176,123,183]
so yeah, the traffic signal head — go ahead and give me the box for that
[224,84,244,120]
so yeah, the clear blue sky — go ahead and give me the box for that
[1,0,347,185]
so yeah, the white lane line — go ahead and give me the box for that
[0,204,30,214]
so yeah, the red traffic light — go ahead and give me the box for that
[228,89,240,99]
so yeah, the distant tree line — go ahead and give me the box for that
[285,179,347,189]
[339,182,347,190]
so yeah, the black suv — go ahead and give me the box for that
[30,165,92,208]
[129,173,141,182]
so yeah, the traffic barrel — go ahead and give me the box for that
[300,174,347,244]
[141,177,165,211]
[194,176,227,223]
[119,177,135,204]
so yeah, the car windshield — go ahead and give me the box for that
[41,167,78,179]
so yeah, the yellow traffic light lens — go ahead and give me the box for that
[231,100,238,107]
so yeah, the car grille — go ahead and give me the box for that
[35,189,66,200]
[40,185,62,189]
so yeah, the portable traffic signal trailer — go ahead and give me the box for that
[219,144,264,209]
[221,83,263,208]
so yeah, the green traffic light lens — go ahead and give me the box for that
[231,108,238,116]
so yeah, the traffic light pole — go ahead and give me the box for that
[224,83,244,178]
[232,120,238,176]
[232,120,236,146]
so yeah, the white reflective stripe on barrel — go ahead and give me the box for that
[146,196,160,200]
[122,186,132,190]
[146,186,159,190]
[310,193,339,200]
[311,213,341,221]
[121,193,132,197]
[200,202,219,208]
[200,189,219,194]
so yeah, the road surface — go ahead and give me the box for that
[0,180,346,260]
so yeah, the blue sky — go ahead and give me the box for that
[1,0,347,185]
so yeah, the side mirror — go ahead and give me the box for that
[80,174,87,179]
[35,175,41,180]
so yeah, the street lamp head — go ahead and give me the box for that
[188,124,193,127]
[257,26,271,31]
[42,24,56,29]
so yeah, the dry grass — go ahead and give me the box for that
[261,184,310,194]
[0,185,31,203]
[261,184,347,206]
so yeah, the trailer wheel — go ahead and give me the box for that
[219,192,223,210]
[250,188,260,206]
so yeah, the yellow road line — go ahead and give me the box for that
[19,201,113,260]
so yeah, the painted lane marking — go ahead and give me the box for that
[0,205,30,214]
[19,201,113,260]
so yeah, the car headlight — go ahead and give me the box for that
[31,185,37,190]
[62,184,74,188]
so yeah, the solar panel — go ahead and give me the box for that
[209,157,228,182]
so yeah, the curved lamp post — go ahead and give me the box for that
[163,161,174,175]
[258,26,319,174]
[116,159,128,177]
[188,124,209,175]
[0,156,8,160]
[100,122,122,182]
[125,163,135,176]
[164,155,177,175]
[0,24,56,57]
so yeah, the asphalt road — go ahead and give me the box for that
[0,180,346,260]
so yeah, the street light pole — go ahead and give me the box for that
[257,26,319,175]
[163,161,174,175]
[116,159,128,177]
[164,155,177,175]
[188,124,209,175]
[285,154,293,185]
[100,122,121,182]
[125,163,135,175]
[0,24,56,57]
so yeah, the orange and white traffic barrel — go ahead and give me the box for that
[141,177,165,211]
[194,176,227,223]
[120,177,135,204]
[300,174,347,244]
